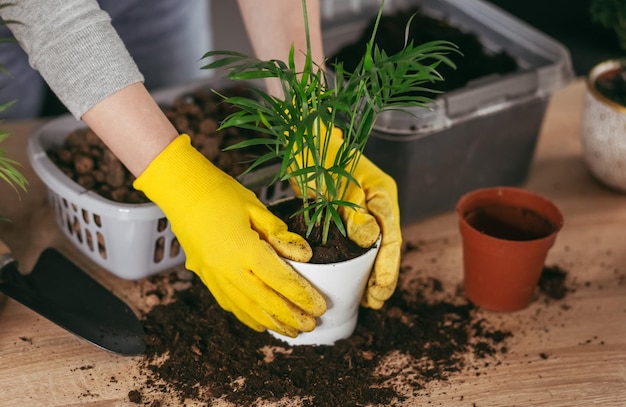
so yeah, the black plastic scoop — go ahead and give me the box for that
[0,241,145,355]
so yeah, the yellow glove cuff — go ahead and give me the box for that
[133,134,222,211]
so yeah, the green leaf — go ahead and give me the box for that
[200,0,460,243]
[327,204,346,237]
[0,156,28,193]
[235,151,281,177]
[222,137,278,151]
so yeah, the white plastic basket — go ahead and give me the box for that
[27,114,293,280]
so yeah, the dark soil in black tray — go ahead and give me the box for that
[329,6,519,95]
[132,260,574,406]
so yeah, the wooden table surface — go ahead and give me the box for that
[1,79,625,406]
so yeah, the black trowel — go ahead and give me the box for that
[0,240,145,355]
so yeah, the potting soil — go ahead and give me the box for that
[133,261,573,406]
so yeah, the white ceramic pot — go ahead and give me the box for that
[581,58,626,191]
[271,235,381,346]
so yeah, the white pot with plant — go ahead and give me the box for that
[581,0,626,191]
[202,0,457,345]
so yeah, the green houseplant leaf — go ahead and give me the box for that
[201,0,459,245]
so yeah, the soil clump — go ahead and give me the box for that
[131,252,574,406]
[538,264,573,300]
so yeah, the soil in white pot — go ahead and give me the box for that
[267,197,370,263]
[329,6,519,97]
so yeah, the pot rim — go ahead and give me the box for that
[587,58,626,113]
[456,186,564,244]
[268,197,383,266]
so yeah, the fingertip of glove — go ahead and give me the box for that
[236,312,268,333]
[272,303,320,336]
[278,241,313,263]
[287,287,327,320]
[270,323,300,338]
[268,232,313,263]
[308,295,327,318]
[296,314,317,333]
[360,293,385,309]
[290,289,327,320]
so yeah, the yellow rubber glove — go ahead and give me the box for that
[133,135,326,337]
[291,123,402,309]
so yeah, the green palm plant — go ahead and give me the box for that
[202,0,458,244]
[0,6,28,221]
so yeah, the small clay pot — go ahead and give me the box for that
[456,187,563,312]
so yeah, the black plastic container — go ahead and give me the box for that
[321,0,574,224]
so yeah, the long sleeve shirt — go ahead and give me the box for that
[0,0,143,118]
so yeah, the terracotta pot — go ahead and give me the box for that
[581,58,626,192]
[456,187,563,312]
[271,235,381,346]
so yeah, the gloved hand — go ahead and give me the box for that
[133,135,326,337]
[290,123,402,309]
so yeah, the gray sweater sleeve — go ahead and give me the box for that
[0,0,144,118]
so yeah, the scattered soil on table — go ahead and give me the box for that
[47,85,271,204]
[130,239,574,406]
[329,6,519,96]
[127,390,142,404]
[138,274,508,406]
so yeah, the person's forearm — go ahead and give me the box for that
[236,0,324,96]
[81,83,178,176]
